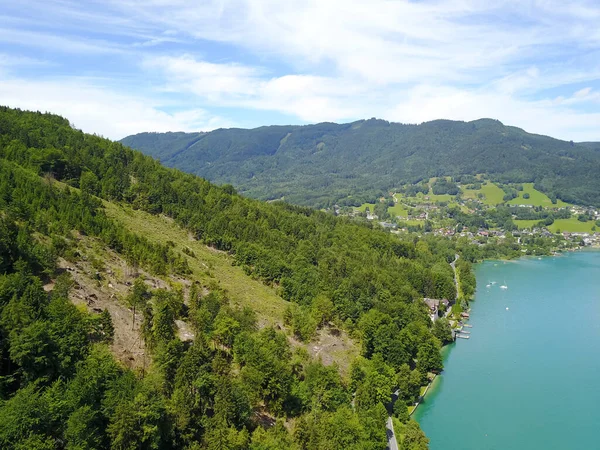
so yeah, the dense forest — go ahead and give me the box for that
[122,119,600,208]
[0,106,494,448]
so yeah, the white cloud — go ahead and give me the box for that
[1,0,599,140]
[387,84,600,141]
[145,54,600,141]
[146,56,263,99]
[111,0,600,85]
[146,55,365,122]
[0,75,231,139]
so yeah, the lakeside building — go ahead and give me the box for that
[423,298,450,322]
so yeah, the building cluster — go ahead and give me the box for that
[562,232,600,246]
[344,188,600,250]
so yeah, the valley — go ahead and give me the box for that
[348,177,600,251]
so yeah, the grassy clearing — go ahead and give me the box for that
[397,219,424,227]
[426,192,454,202]
[516,216,596,232]
[514,219,540,229]
[388,202,409,217]
[461,182,505,205]
[104,202,362,373]
[507,183,570,208]
[460,188,477,200]
[104,202,289,326]
[357,202,376,212]
[402,191,455,203]
[548,218,597,233]
[446,201,469,212]
[303,328,361,378]
[481,183,506,205]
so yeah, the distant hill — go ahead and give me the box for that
[578,142,600,151]
[121,119,600,207]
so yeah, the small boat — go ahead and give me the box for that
[490,281,496,285]
[486,284,491,288]
[500,280,508,290]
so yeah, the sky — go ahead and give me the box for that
[1,0,599,141]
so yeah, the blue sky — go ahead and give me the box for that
[1,0,599,140]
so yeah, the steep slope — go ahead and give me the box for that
[1,106,460,448]
[122,118,600,207]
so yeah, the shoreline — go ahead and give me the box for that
[412,247,600,418]
[409,372,441,417]
[413,250,600,449]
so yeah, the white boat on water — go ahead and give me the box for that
[500,280,508,289]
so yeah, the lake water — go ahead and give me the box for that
[414,251,600,450]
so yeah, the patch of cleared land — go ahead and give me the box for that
[513,219,540,230]
[357,202,377,213]
[515,217,596,232]
[507,183,570,208]
[461,182,505,205]
[425,192,454,202]
[388,201,409,217]
[104,201,288,327]
[548,218,597,233]
[399,219,426,226]
[54,235,182,370]
[104,202,361,375]
[291,327,360,378]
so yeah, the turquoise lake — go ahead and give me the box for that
[414,250,600,450]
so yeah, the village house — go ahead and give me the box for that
[379,221,396,229]
[423,298,450,322]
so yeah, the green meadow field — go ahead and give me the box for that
[507,183,570,208]
[548,218,596,233]
[461,182,505,205]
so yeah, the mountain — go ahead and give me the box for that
[578,141,600,151]
[122,118,600,208]
[2,106,481,448]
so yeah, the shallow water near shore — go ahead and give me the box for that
[414,251,600,450]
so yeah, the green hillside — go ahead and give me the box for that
[122,119,600,208]
[461,182,506,205]
[506,183,569,208]
[0,106,471,448]
[101,201,288,325]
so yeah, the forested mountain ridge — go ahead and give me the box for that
[122,119,600,208]
[0,106,490,448]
